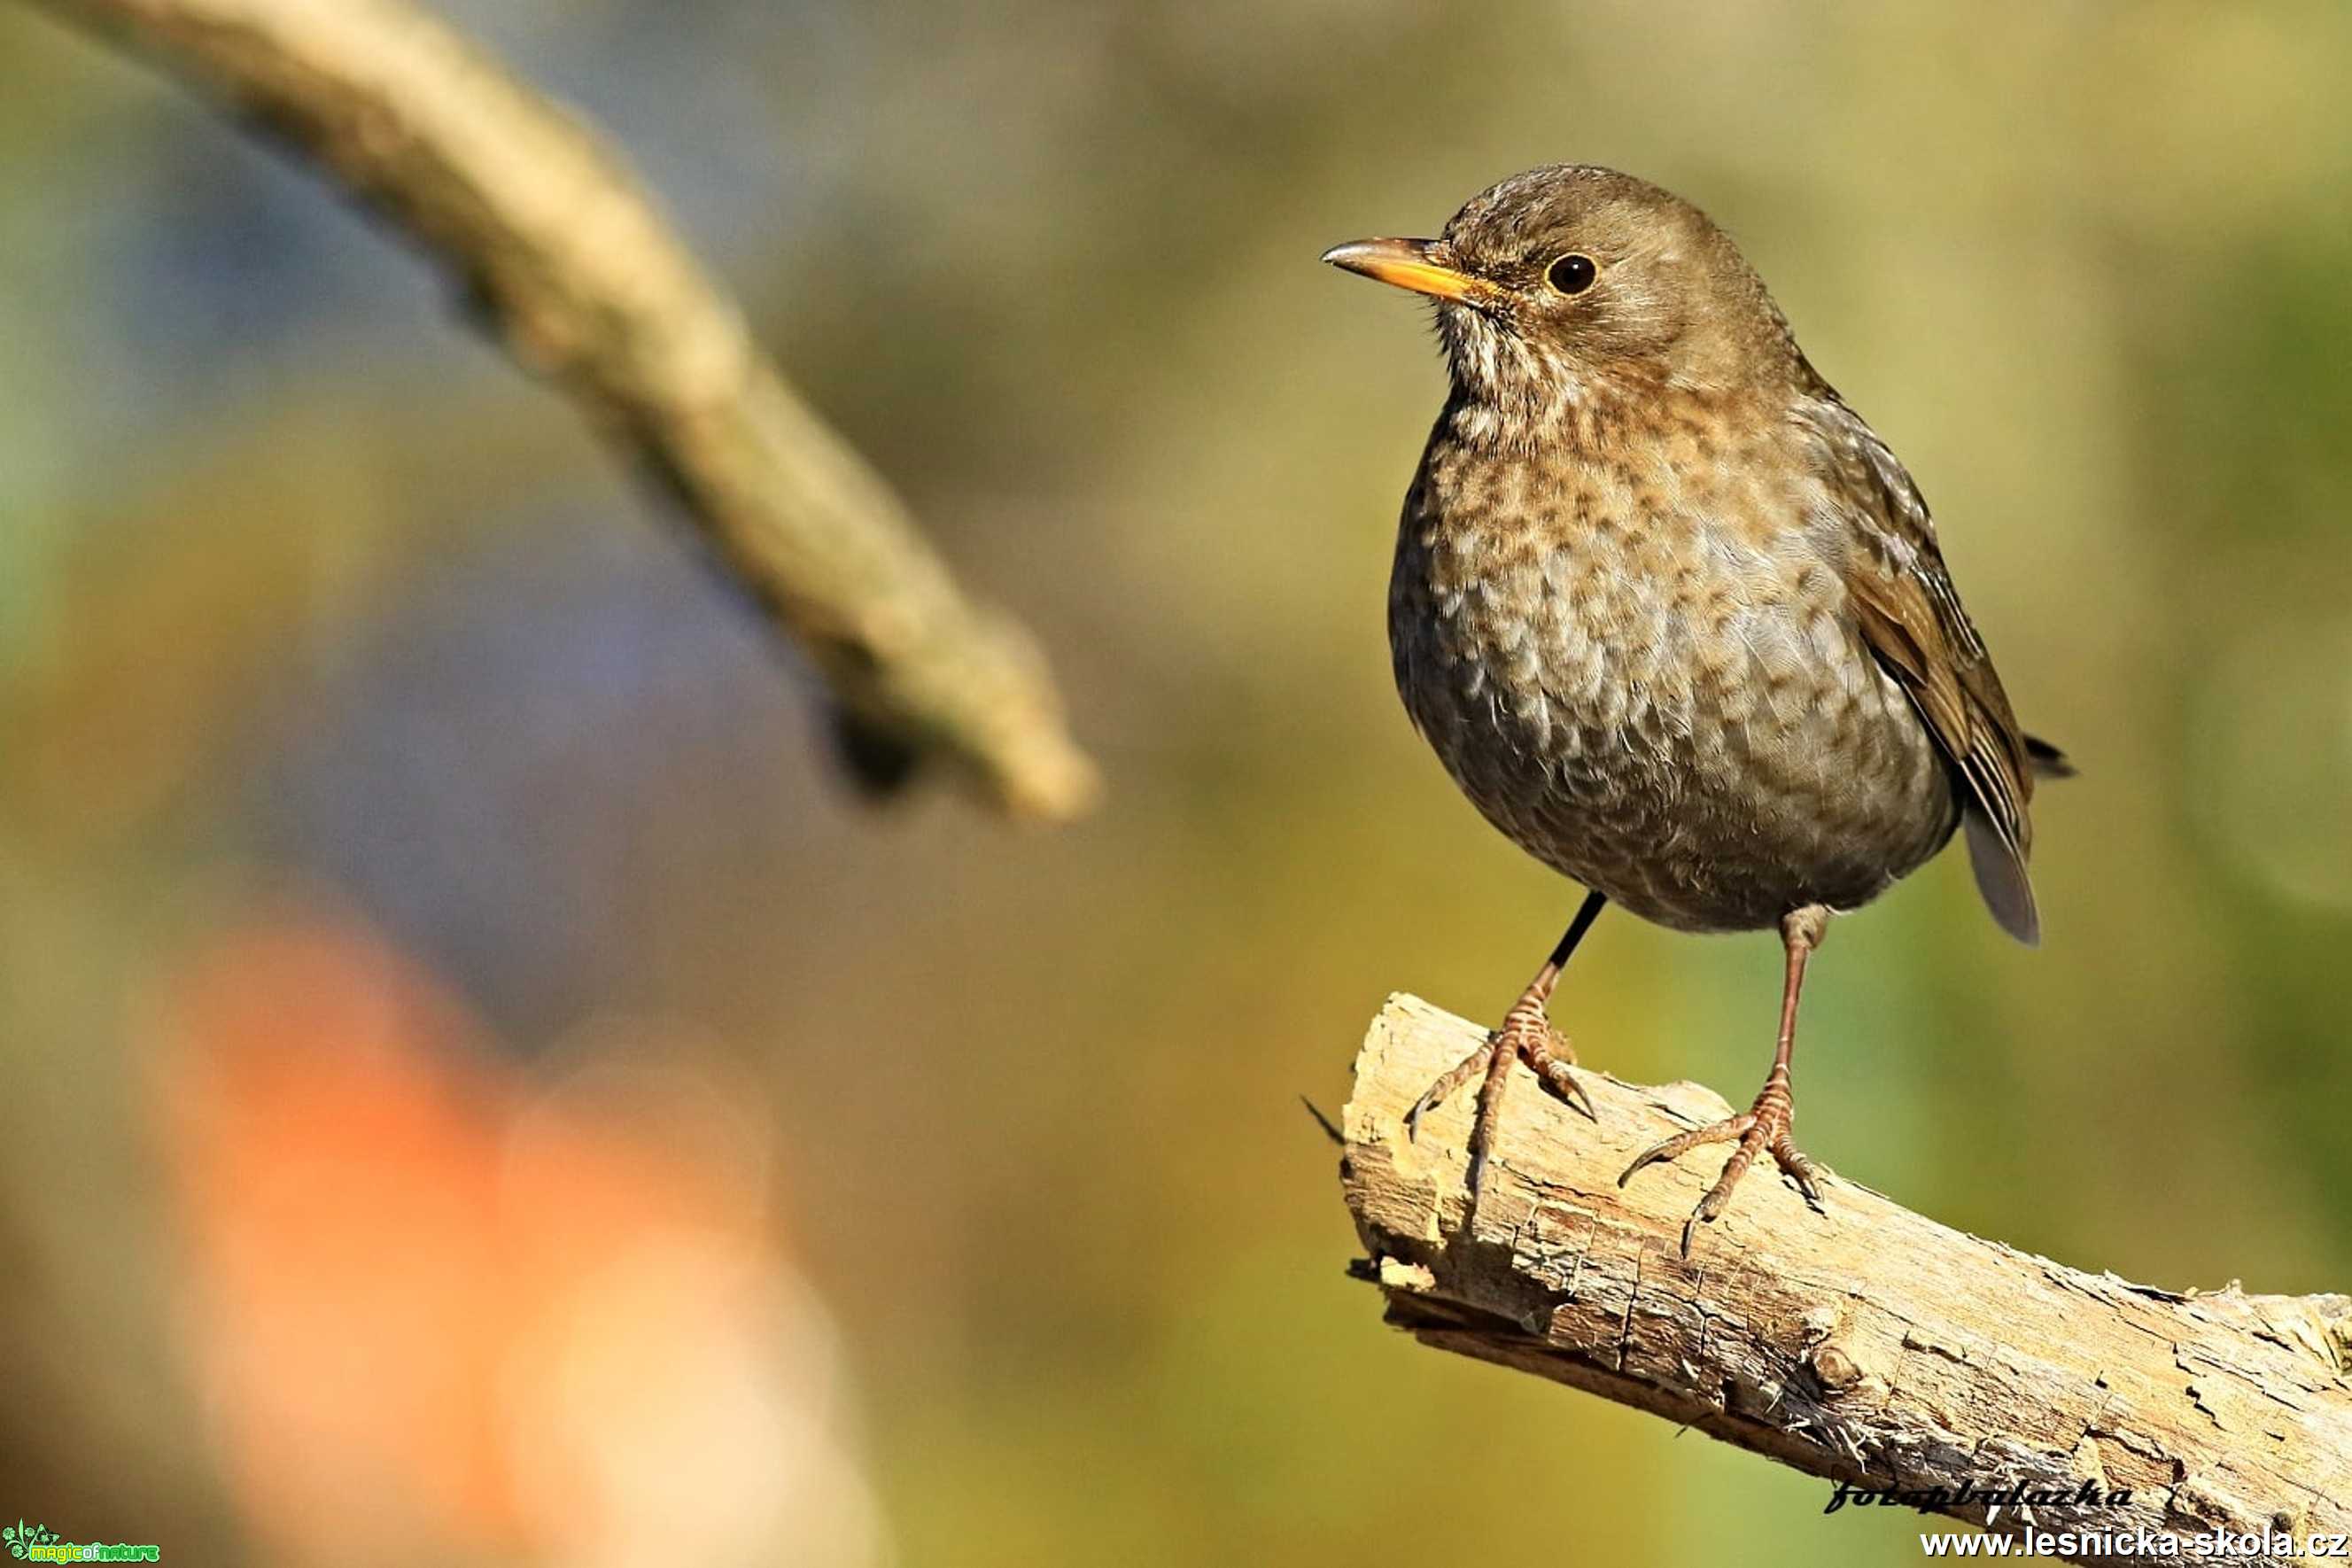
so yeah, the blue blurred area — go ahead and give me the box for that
[245,496,812,1038]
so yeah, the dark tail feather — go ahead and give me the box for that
[2025,734,2075,780]
[1963,807,2041,947]
[1966,734,2065,945]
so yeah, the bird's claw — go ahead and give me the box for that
[1404,1041,1493,1145]
[1402,1009,1589,1147]
[1618,1087,1822,1258]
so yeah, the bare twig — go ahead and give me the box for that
[1343,994,2352,1564]
[30,0,1099,819]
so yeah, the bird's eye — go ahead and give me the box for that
[1545,253,1598,295]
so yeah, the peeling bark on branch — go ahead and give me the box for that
[1342,994,2352,1564]
[30,0,1099,820]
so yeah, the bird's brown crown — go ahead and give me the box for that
[1338,166,1812,417]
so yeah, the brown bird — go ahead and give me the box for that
[1324,166,2069,1252]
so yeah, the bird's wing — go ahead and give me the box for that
[1794,393,2047,945]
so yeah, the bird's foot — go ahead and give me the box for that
[1618,1065,1822,1257]
[1406,994,1593,1198]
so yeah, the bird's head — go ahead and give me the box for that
[1323,165,1801,419]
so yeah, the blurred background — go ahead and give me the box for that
[3,1,2348,1563]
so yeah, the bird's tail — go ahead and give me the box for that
[2025,734,2075,780]
[1964,734,2073,948]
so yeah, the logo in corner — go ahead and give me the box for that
[3,1523,57,1561]
[4,1522,159,1562]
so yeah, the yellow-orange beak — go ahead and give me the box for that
[1321,237,1486,303]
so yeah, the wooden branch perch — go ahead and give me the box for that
[30,0,1099,820]
[1343,995,2352,1563]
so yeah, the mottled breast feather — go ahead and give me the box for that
[1389,384,1967,935]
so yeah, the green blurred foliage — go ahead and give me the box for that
[2,1,2348,1564]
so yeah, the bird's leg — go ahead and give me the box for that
[1620,904,1830,1256]
[1408,890,1605,1196]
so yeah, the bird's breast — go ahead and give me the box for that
[1388,416,1955,930]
